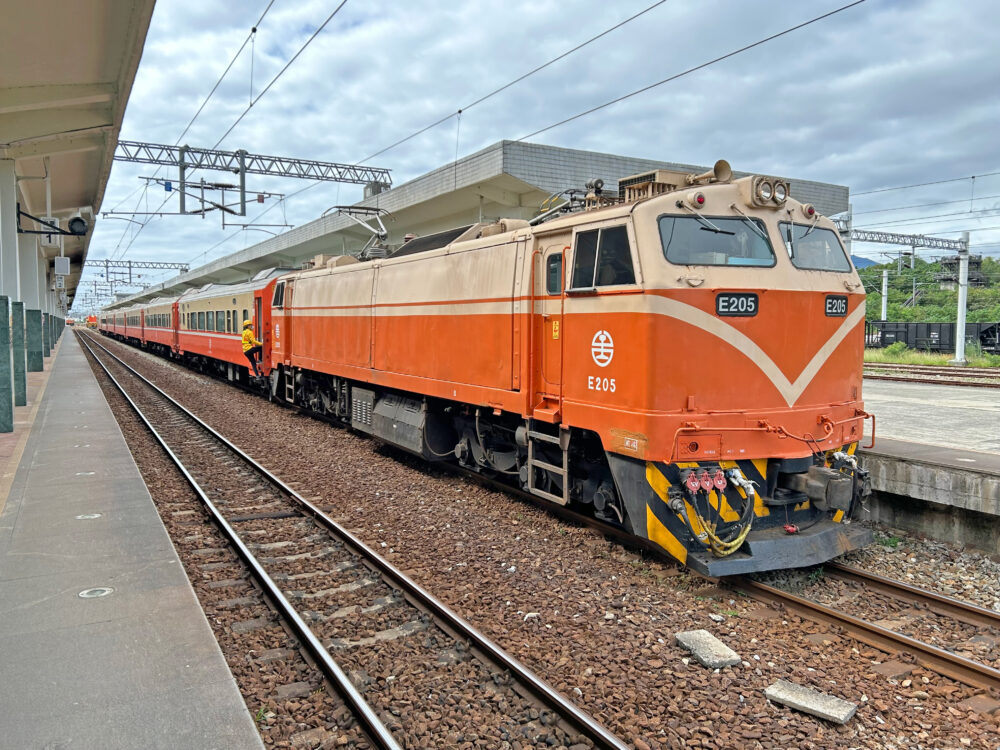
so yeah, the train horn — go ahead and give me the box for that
[687,159,733,185]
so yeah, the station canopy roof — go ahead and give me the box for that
[0,0,155,306]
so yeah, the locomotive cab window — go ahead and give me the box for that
[545,254,563,295]
[569,226,635,290]
[659,215,775,267]
[272,282,285,308]
[779,223,852,272]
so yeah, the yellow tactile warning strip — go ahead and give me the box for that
[0,339,61,517]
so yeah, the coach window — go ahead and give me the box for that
[243,309,249,328]
[216,311,225,331]
[207,311,215,332]
[272,281,285,308]
[197,311,205,330]
[545,254,562,295]
[569,226,635,290]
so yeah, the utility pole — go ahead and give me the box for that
[950,231,970,366]
[881,269,888,320]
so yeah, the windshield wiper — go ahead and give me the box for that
[728,204,767,240]
[785,222,795,257]
[802,215,820,238]
[678,205,733,234]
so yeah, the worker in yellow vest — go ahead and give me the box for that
[242,319,263,377]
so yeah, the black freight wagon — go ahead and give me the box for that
[865,321,1000,353]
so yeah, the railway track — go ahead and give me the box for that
[737,563,1000,692]
[864,362,1000,388]
[84,331,1000,716]
[77,331,628,750]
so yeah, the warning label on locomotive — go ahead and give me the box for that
[715,293,758,317]
[825,295,848,317]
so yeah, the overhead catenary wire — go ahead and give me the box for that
[515,0,867,142]
[186,0,674,263]
[211,0,349,149]
[853,170,1000,196]
[853,193,1000,216]
[354,0,670,165]
[108,1,278,262]
[191,1,870,266]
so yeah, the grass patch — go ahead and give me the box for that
[878,535,902,548]
[865,347,1000,368]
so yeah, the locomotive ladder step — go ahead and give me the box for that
[526,430,561,445]
[526,421,570,506]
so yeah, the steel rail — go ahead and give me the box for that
[862,373,1000,388]
[731,577,1000,692]
[78,332,628,750]
[825,562,1000,631]
[77,332,402,750]
[864,363,1000,376]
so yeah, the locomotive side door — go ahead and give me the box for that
[253,290,269,375]
[534,244,565,420]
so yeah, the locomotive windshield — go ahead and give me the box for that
[658,215,774,267]
[780,223,852,272]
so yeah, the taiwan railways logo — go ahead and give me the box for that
[591,330,614,367]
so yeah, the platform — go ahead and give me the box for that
[858,379,1000,552]
[0,334,264,749]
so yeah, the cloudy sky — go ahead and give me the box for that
[77,0,1000,308]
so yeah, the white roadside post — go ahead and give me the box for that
[881,269,888,321]
[949,231,970,366]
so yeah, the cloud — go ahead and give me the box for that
[77,0,1000,308]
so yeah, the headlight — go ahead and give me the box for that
[774,182,787,202]
[757,181,773,201]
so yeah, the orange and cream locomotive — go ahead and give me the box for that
[102,160,872,574]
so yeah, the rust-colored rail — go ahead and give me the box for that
[863,373,1000,388]
[864,362,1000,388]
[826,562,1000,630]
[731,576,1000,692]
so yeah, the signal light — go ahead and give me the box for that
[802,203,817,218]
[687,191,706,208]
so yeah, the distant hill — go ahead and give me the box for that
[851,255,878,269]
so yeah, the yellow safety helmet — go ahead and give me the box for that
[243,320,253,328]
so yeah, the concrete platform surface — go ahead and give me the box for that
[0,334,264,749]
[862,379,1000,453]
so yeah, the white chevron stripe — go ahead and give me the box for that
[619,296,866,407]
